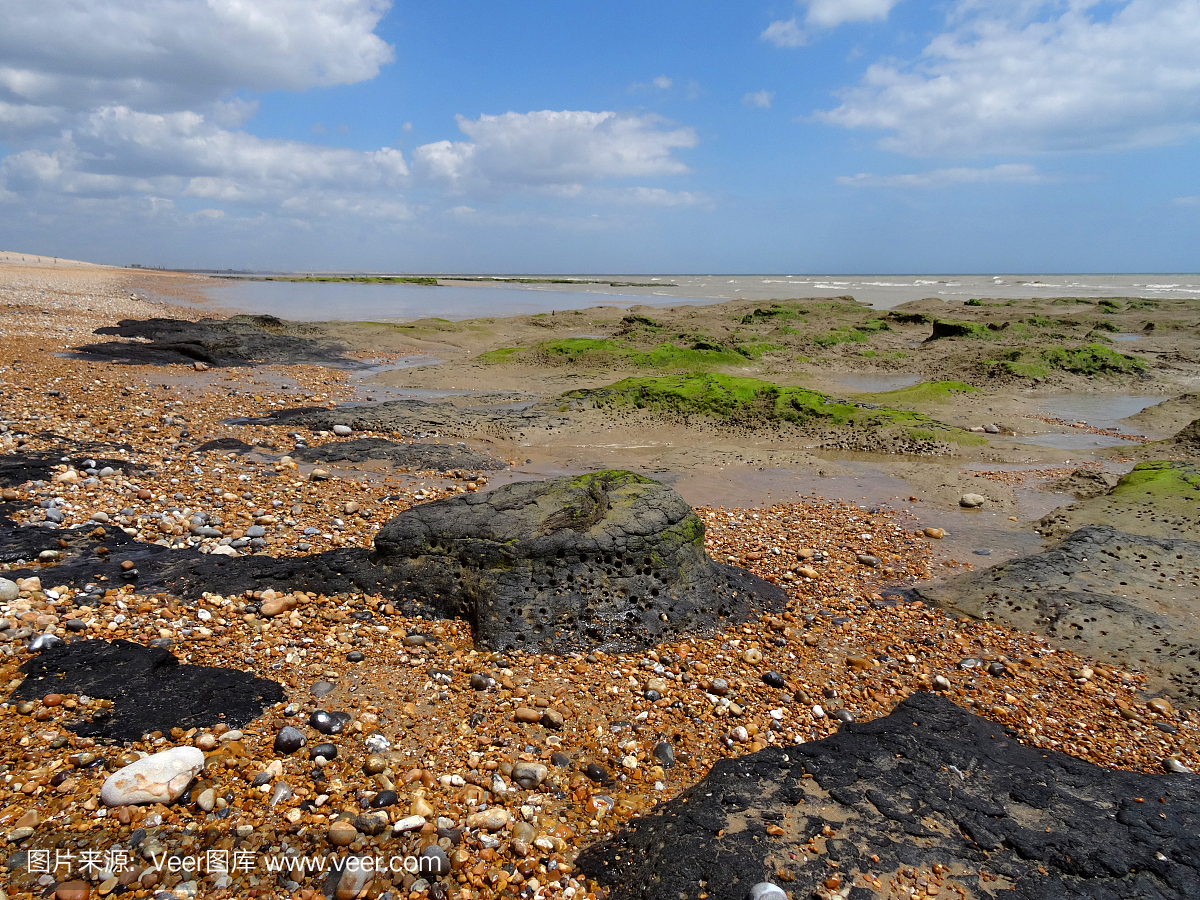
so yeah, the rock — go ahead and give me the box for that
[761,671,785,690]
[27,633,64,652]
[55,881,90,900]
[196,788,216,811]
[11,639,282,743]
[983,423,1001,434]
[259,594,299,617]
[551,751,571,767]
[577,693,1200,900]
[393,815,426,832]
[293,437,505,474]
[583,763,610,784]
[354,810,390,835]
[1164,758,1194,774]
[741,647,762,664]
[310,742,338,762]
[372,471,785,653]
[959,493,986,508]
[932,675,952,691]
[346,650,364,662]
[541,708,564,729]
[856,554,880,567]
[418,844,451,877]
[332,424,353,436]
[328,819,357,847]
[100,746,204,806]
[470,672,491,690]
[709,678,729,697]
[513,761,548,789]
[270,782,294,807]
[922,527,945,539]
[363,755,387,775]
[515,707,542,723]
[311,680,336,698]
[466,808,510,831]
[917,525,1200,705]
[371,789,398,808]
[309,710,351,735]
[652,742,675,769]
[335,858,372,900]
[749,885,786,900]
[0,577,19,602]
[274,726,306,755]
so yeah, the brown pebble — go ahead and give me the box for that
[43,693,63,707]
[56,881,90,900]
[514,707,542,723]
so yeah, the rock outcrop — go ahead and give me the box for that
[292,437,506,473]
[577,692,1200,900]
[916,525,1200,705]
[372,470,786,653]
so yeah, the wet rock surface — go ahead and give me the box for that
[577,692,1200,900]
[75,315,360,368]
[10,639,284,741]
[292,437,507,472]
[0,446,134,488]
[372,470,786,653]
[917,525,1200,705]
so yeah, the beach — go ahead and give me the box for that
[1,256,1198,900]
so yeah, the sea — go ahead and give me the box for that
[177,273,1200,321]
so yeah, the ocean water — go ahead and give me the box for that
[190,272,1200,321]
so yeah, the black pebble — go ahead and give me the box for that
[273,726,306,755]
[346,650,364,663]
[644,689,661,702]
[987,662,1008,677]
[309,742,338,761]
[550,752,570,768]
[653,741,675,769]
[583,763,610,784]
[762,671,785,690]
[470,673,491,691]
[371,789,398,808]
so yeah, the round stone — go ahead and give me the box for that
[418,844,450,877]
[363,755,387,775]
[371,789,398,808]
[346,650,364,663]
[959,493,986,508]
[653,741,675,769]
[328,820,357,846]
[742,648,762,664]
[933,675,952,691]
[550,751,570,768]
[273,726,306,755]
[310,680,336,698]
[1163,757,1194,774]
[749,884,787,900]
[762,671,785,690]
[710,678,729,697]
[512,761,548,789]
[583,763,610,784]
[309,742,338,761]
[0,578,18,602]
[644,689,661,702]
[833,709,855,724]
[55,880,91,900]
[333,424,353,437]
[470,673,490,691]
[194,733,217,751]
[28,634,65,652]
[986,661,1008,677]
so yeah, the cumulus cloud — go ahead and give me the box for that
[2,106,410,218]
[742,90,775,109]
[0,0,394,119]
[817,0,1200,155]
[413,110,697,191]
[836,163,1049,188]
[763,0,900,47]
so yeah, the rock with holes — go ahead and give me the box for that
[577,692,1200,900]
[372,471,784,654]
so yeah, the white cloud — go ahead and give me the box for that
[761,19,807,48]
[837,163,1049,187]
[817,0,1200,155]
[1173,196,1200,207]
[805,0,900,29]
[2,106,409,219]
[0,0,394,117]
[654,76,673,90]
[413,110,697,190]
[742,90,775,109]
[763,0,900,47]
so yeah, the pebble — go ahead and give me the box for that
[336,861,371,900]
[100,746,204,806]
[311,680,337,698]
[857,554,881,567]
[273,726,306,754]
[328,820,358,846]
[470,672,491,690]
[466,807,511,831]
[541,708,565,729]
[762,671,785,690]
[346,650,364,662]
[959,493,986,508]
[1163,758,1194,774]
[354,810,389,835]
[333,424,352,436]
[363,754,387,775]
[0,577,18,602]
[55,881,90,900]
[551,751,571,767]
[419,844,451,877]
[393,815,426,832]
[270,782,294,807]
[710,677,730,696]
[583,763,610,784]
[987,662,1008,677]
[309,709,351,735]
[512,761,548,789]
[750,884,788,900]
[933,675,952,691]
[196,788,216,812]
[653,741,675,769]
[923,527,946,539]
[310,742,338,762]
[742,647,762,664]
[371,789,398,808]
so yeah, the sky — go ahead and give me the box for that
[1,0,1198,273]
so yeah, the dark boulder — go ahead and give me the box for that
[578,692,1200,900]
[292,437,506,473]
[372,470,785,653]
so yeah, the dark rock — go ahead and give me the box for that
[75,316,360,368]
[761,671,785,690]
[577,693,1200,900]
[470,673,491,691]
[371,471,785,653]
[917,525,1200,706]
[9,638,283,742]
[371,790,398,808]
[418,845,450,878]
[550,752,570,768]
[310,681,336,698]
[0,446,132,489]
[309,742,338,761]
[652,742,675,769]
[309,710,351,735]
[273,726,306,754]
[194,438,257,455]
[293,438,506,473]
[346,650,364,663]
[583,763,610,784]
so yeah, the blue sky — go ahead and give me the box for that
[1,0,1198,272]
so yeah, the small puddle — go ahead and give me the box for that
[1110,333,1142,341]
[831,374,923,393]
[1034,394,1162,432]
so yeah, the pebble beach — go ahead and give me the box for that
[1,258,1197,900]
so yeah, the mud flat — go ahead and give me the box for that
[0,255,1198,900]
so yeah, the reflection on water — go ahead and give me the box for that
[1110,333,1142,341]
[1035,394,1161,431]
[1012,432,1134,450]
[831,374,923,393]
